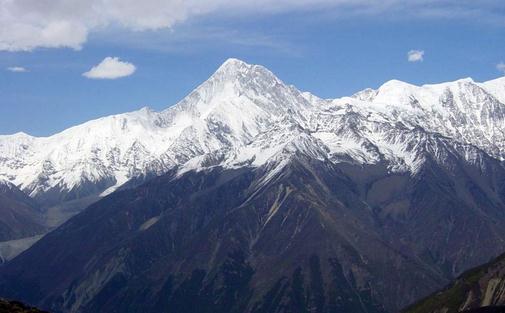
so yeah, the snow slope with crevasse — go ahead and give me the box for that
[1,58,505,200]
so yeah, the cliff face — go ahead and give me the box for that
[404,254,505,313]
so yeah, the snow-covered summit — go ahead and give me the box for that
[1,59,505,204]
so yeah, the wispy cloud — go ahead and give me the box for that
[83,57,136,79]
[6,66,28,73]
[1,1,504,51]
[498,62,505,75]
[96,25,302,57]
[408,50,425,62]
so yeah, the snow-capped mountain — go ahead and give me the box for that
[3,59,505,313]
[0,58,504,208]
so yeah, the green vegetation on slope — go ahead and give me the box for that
[0,299,48,313]
[404,253,505,313]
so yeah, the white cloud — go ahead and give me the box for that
[83,57,136,79]
[0,1,504,51]
[498,62,505,74]
[6,66,28,72]
[408,50,425,62]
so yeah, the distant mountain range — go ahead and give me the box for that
[1,59,505,313]
[1,59,504,208]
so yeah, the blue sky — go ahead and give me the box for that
[1,1,504,136]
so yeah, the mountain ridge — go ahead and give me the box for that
[1,59,504,209]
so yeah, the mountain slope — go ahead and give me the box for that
[0,179,45,242]
[0,159,429,313]
[0,299,48,313]
[3,132,505,312]
[404,252,505,313]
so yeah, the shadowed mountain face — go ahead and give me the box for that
[3,129,505,313]
[404,252,505,313]
[0,161,391,313]
[0,181,45,242]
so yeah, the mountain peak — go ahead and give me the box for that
[183,57,288,106]
[379,79,417,90]
[211,58,278,84]
[455,77,474,84]
[0,131,34,139]
[215,58,253,75]
[220,57,250,67]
